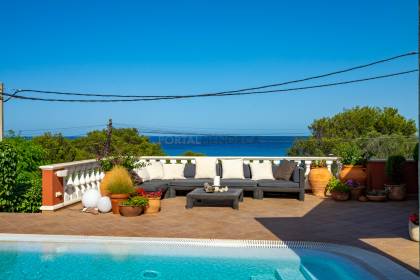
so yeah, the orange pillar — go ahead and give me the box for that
[41,168,64,212]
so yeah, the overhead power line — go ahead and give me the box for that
[2,69,418,102]
[4,51,418,102]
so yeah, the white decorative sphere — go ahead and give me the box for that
[97,196,112,213]
[82,189,101,208]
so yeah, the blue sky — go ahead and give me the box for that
[0,0,417,136]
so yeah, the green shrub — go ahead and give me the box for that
[120,196,149,207]
[1,137,46,212]
[16,174,42,213]
[326,177,350,193]
[386,155,406,184]
[413,143,419,162]
[0,143,18,211]
[181,151,206,156]
[101,166,135,194]
[334,143,368,165]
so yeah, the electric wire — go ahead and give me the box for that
[2,69,417,102]
[4,51,417,102]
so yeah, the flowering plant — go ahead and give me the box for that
[409,213,419,225]
[135,188,163,199]
[326,177,350,193]
[345,179,360,188]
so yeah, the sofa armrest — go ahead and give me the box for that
[297,166,305,201]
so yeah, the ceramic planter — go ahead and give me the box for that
[119,205,143,217]
[350,186,365,200]
[385,184,406,201]
[409,220,419,242]
[331,191,349,201]
[308,167,332,198]
[145,198,161,214]
[110,194,129,214]
[339,165,367,185]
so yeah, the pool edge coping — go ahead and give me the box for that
[0,233,417,280]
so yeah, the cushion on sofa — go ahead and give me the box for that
[250,162,275,180]
[220,179,257,187]
[184,163,222,178]
[243,164,251,178]
[257,179,299,188]
[162,163,186,179]
[292,166,300,183]
[221,159,245,179]
[184,163,195,178]
[134,167,150,182]
[145,161,164,180]
[274,160,297,180]
[194,157,217,179]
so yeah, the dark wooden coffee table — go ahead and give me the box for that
[186,188,243,210]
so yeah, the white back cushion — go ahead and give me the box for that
[221,159,244,179]
[250,162,274,180]
[162,163,186,179]
[134,167,150,182]
[194,157,217,179]
[145,161,164,180]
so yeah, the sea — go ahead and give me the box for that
[148,136,306,156]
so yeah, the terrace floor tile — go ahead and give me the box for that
[0,194,418,274]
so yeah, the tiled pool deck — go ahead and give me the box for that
[0,194,418,274]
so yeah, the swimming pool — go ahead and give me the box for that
[0,234,416,280]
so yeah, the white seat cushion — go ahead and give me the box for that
[221,159,245,179]
[162,163,186,179]
[250,162,275,180]
[145,161,164,180]
[194,157,217,179]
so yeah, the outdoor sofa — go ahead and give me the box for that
[137,161,305,201]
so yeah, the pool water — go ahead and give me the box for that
[0,237,412,280]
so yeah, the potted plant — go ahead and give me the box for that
[345,179,365,200]
[326,177,350,201]
[100,165,135,214]
[409,213,419,242]
[336,143,369,185]
[308,160,332,198]
[137,188,163,214]
[119,196,149,217]
[385,155,406,201]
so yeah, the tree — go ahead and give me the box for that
[288,106,418,159]
[181,150,206,156]
[73,127,165,159]
[308,107,416,139]
[32,133,78,163]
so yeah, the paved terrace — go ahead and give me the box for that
[0,194,418,274]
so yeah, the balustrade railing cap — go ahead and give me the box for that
[39,159,98,171]
[39,156,340,171]
[139,156,339,160]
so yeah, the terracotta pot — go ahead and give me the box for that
[331,191,349,201]
[385,184,406,201]
[110,194,129,214]
[308,167,332,198]
[145,198,161,214]
[350,186,366,200]
[119,205,143,217]
[409,220,419,242]
[339,165,367,185]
